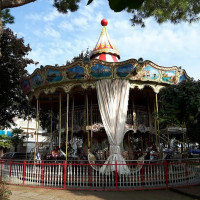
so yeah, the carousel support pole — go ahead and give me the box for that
[90,95,93,145]
[167,125,170,149]
[84,92,86,133]
[132,94,136,131]
[50,106,53,152]
[154,103,158,147]
[34,98,39,162]
[66,93,69,161]
[182,123,185,152]
[71,96,74,141]
[147,99,152,148]
[131,93,136,159]
[59,93,62,149]
[36,101,40,150]
[155,93,161,156]
[147,98,152,128]
[25,107,30,160]
[86,93,90,148]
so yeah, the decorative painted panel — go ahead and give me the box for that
[32,73,43,87]
[66,65,84,79]
[179,74,187,83]
[116,64,136,77]
[91,64,111,78]
[162,70,176,83]
[142,66,159,80]
[46,70,63,83]
[21,79,31,93]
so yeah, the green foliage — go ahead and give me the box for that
[0,28,34,128]
[10,128,24,152]
[159,80,200,144]
[1,0,199,28]
[0,9,14,26]
[129,0,200,27]
[0,135,10,149]
[53,0,81,13]
[52,0,200,26]
[0,181,12,200]
[87,0,144,12]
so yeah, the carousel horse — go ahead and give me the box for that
[69,137,83,158]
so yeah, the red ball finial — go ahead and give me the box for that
[101,19,108,26]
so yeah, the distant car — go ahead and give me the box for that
[1,152,30,161]
[188,149,200,155]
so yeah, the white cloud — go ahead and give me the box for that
[73,17,89,28]
[43,9,66,21]
[58,21,74,31]
[25,13,42,20]
[44,27,60,38]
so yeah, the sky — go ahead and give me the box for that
[8,0,200,80]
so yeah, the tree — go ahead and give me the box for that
[10,128,24,152]
[159,80,200,146]
[0,135,10,156]
[0,28,34,128]
[129,0,200,27]
[66,48,91,65]
[0,9,14,26]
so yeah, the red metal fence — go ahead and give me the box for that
[1,159,200,190]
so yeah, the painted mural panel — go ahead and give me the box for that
[91,64,111,78]
[162,70,176,83]
[116,64,136,77]
[179,74,187,83]
[46,70,63,83]
[66,65,84,79]
[21,79,31,93]
[32,73,43,87]
[142,66,159,80]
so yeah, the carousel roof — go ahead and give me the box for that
[90,19,120,62]
[20,19,190,100]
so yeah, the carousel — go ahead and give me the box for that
[21,19,189,174]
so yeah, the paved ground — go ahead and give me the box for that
[170,185,200,199]
[7,185,200,200]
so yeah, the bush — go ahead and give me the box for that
[0,181,12,200]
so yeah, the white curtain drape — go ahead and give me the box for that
[96,79,130,174]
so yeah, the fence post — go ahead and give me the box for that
[141,163,145,187]
[185,161,188,185]
[115,161,118,191]
[63,160,66,189]
[164,160,168,188]
[89,163,92,189]
[23,161,26,186]
[41,161,44,187]
[9,161,13,184]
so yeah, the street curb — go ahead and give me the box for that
[170,188,200,200]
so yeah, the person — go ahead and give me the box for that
[36,152,41,161]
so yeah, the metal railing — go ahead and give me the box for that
[1,159,199,190]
